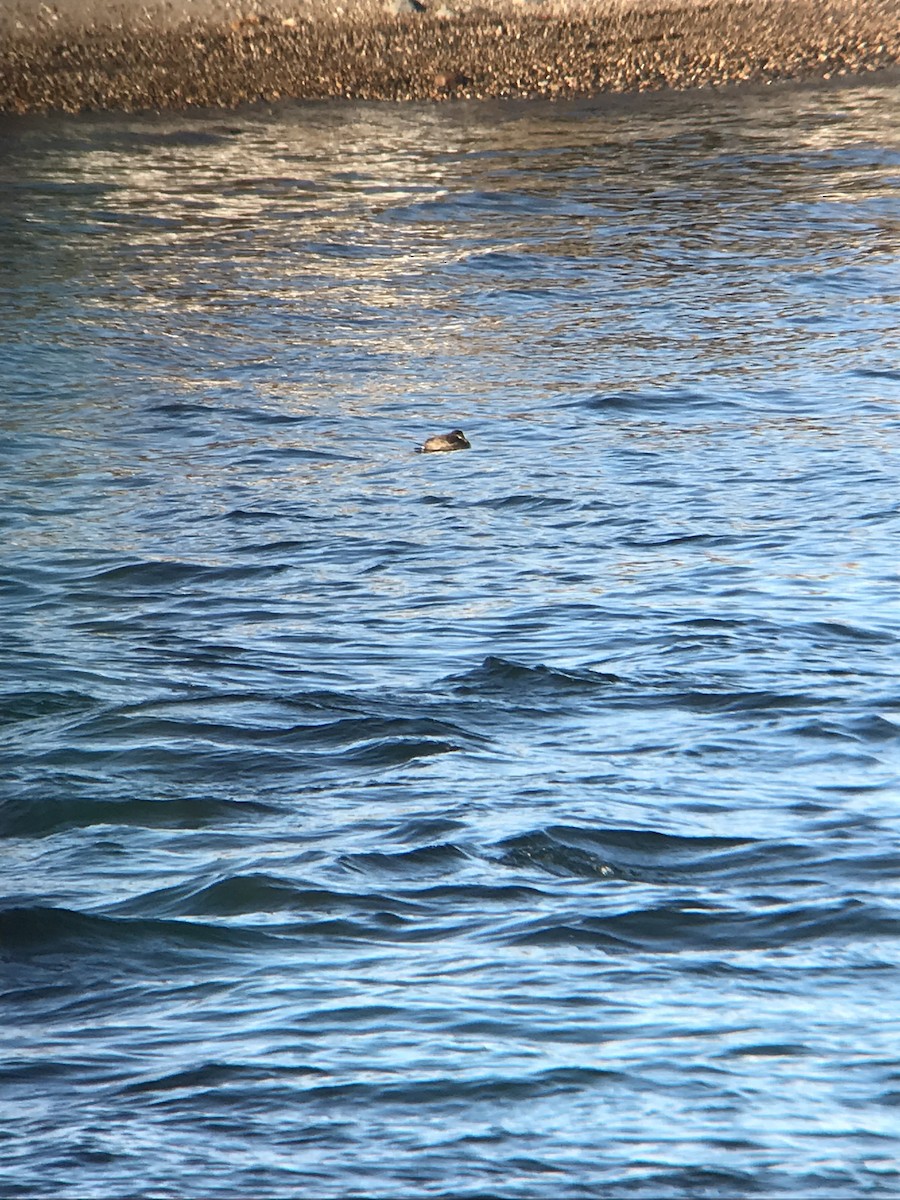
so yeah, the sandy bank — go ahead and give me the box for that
[1,0,898,113]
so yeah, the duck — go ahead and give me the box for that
[419,429,471,453]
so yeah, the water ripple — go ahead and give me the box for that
[2,80,900,1200]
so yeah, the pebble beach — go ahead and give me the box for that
[1,0,898,112]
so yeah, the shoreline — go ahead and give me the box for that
[2,0,898,114]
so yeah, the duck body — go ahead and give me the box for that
[419,429,471,453]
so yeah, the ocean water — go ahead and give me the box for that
[1,75,900,1198]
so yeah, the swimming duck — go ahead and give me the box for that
[419,429,471,453]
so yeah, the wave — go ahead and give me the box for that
[852,366,900,383]
[667,688,810,714]
[500,896,900,953]
[2,692,483,811]
[119,1060,327,1097]
[74,559,288,593]
[494,824,752,884]
[447,655,621,696]
[443,654,815,718]
[340,736,459,767]
[620,532,734,548]
[146,400,217,418]
[337,843,470,878]
[0,688,97,727]
[489,822,900,897]
[239,445,354,465]
[60,709,473,751]
[0,899,448,960]
[0,794,276,838]
[467,493,578,513]
[240,1064,627,1108]
[7,808,890,957]
[110,873,426,919]
[804,620,896,645]
[112,1061,631,1120]
[0,898,460,961]
[575,387,737,414]
[792,715,900,744]
[216,508,292,523]
[0,905,274,958]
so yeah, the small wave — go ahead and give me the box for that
[848,715,900,742]
[672,688,810,714]
[75,559,270,593]
[13,742,343,780]
[719,1041,810,1060]
[146,400,215,417]
[469,493,576,513]
[231,407,307,426]
[62,710,471,751]
[217,508,287,523]
[676,616,749,631]
[281,714,476,750]
[7,698,478,782]
[447,656,621,697]
[501,897,900,953]
[631,1166,765,1196]
[0,688,96,727]
[494,825,753,884]
[0,794,277,838]
[120,687,361,719]
[621,532,731,548]
[289,1064,624,1107]
[852,366,900,383]
[414,882,545,904]
[341,737,460,767]
[792,715,900,744]
[805,620,896,644]
[338,842,470,878]
[389,815,467,843]
[120,1060,326,1097]
[112,873,426,919]
[240,446,352,464]
[576,387,727,414]
[232,537,316,555]
[497,831,619,881]
[0,905,273,958]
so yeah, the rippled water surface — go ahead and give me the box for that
[2,77,900,1198]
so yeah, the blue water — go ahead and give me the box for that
[2,76,900,1198]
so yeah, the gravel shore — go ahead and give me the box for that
[1,0,898,113]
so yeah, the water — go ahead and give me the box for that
[2,76,900,1198]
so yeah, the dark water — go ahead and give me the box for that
[2,76,900,1198]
